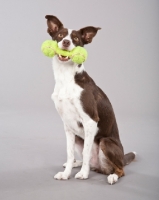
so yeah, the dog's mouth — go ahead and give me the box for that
[58,54,70,62]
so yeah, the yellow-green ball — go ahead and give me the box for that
[41,40,57,57]
[41,40,88,64]
[71,46,88,64]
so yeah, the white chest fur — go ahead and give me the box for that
[52,57,83,100]
[51,56,85,138]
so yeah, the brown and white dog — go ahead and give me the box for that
[45,15,136,184]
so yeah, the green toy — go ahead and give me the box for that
[41,40,88,64]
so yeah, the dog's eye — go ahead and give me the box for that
[74,37,79,42]
[58,33,63,38]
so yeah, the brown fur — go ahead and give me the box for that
[74,69,133,176]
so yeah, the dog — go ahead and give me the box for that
[45,15,136,184]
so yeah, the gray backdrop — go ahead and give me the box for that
[0,0,159,200]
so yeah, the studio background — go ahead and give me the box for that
[0,1,159,200]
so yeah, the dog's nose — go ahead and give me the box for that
[62,39,70,48]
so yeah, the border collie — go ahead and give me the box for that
[45,15,135,184]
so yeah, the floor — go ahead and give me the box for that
[0,108,159,200]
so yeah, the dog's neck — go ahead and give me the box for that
[52,55,84,100]
[52,56,85,84]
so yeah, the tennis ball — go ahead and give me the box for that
[41,40,71,58]
[70,46,88,64]
[41,40,88,64]
[41,40,57,57]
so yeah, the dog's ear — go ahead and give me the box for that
[78,26,101,45]
[45,15,63,37]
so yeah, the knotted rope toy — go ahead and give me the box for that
[41,40,88,64]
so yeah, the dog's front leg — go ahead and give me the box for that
[54,125,75,180]
[75,119,97,179]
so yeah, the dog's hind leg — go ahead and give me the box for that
[99,137,125,185]
[63,135,83,168]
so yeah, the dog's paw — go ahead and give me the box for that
[63,160,82,168]
[75,170,88,180]
[54,172,69,180]
[107,174,118,185]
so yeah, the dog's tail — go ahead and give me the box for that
[124,151,136,166]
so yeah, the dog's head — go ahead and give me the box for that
[45,15,101,62]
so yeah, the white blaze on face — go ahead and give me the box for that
[58,29,75,51]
